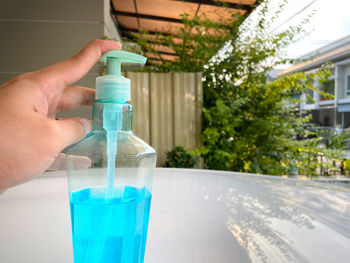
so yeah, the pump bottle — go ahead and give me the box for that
[66,51,156,263]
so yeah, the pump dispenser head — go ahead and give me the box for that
[96,51,147,103]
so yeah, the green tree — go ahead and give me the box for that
[125,0,342,175]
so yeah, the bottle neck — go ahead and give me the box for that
[92,101,133,131]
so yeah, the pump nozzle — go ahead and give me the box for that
[100,50,147,76]
[96,51,147,103]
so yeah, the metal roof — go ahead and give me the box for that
[110,0,259,60]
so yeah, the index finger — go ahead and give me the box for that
[34,39,122,89]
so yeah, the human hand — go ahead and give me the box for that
[0,39,122,194]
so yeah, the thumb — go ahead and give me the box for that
[55,118,91,148]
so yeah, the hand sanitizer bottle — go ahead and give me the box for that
[66,51,157,263]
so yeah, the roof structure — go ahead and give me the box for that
[110,0,259,61]
[280,35,350,75]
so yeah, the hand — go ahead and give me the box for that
[0,39,122,194]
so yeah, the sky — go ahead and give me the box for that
[246,0,350,60]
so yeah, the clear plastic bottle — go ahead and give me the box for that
[66,51,156,263]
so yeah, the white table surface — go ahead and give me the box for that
[1,168,350,263]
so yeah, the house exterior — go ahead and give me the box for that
[280,35,350,129]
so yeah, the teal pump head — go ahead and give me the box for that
[96,50,147,103]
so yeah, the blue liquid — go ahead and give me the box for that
[70,186,152,263]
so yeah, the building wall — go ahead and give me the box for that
[336,64,350,128]
[336,66,345,100]
[343,65,350,98]
[0,0,119,119]
[301,63,350,128]
[336,64,350,100]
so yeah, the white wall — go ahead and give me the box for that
[343,65,350,98]
[0,0,120,119]
[335,66,344,100]
[103,0,121,41]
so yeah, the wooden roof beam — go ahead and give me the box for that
[172,0,254,11]
[112,10,184,24]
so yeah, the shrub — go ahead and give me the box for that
[165,146,197,168]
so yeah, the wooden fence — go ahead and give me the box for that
[126,72,203,166]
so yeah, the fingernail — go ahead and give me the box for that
[80,118,91,136]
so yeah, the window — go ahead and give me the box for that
[306,88,314,104]
[347,75,350,96]
[320,78,335,100]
